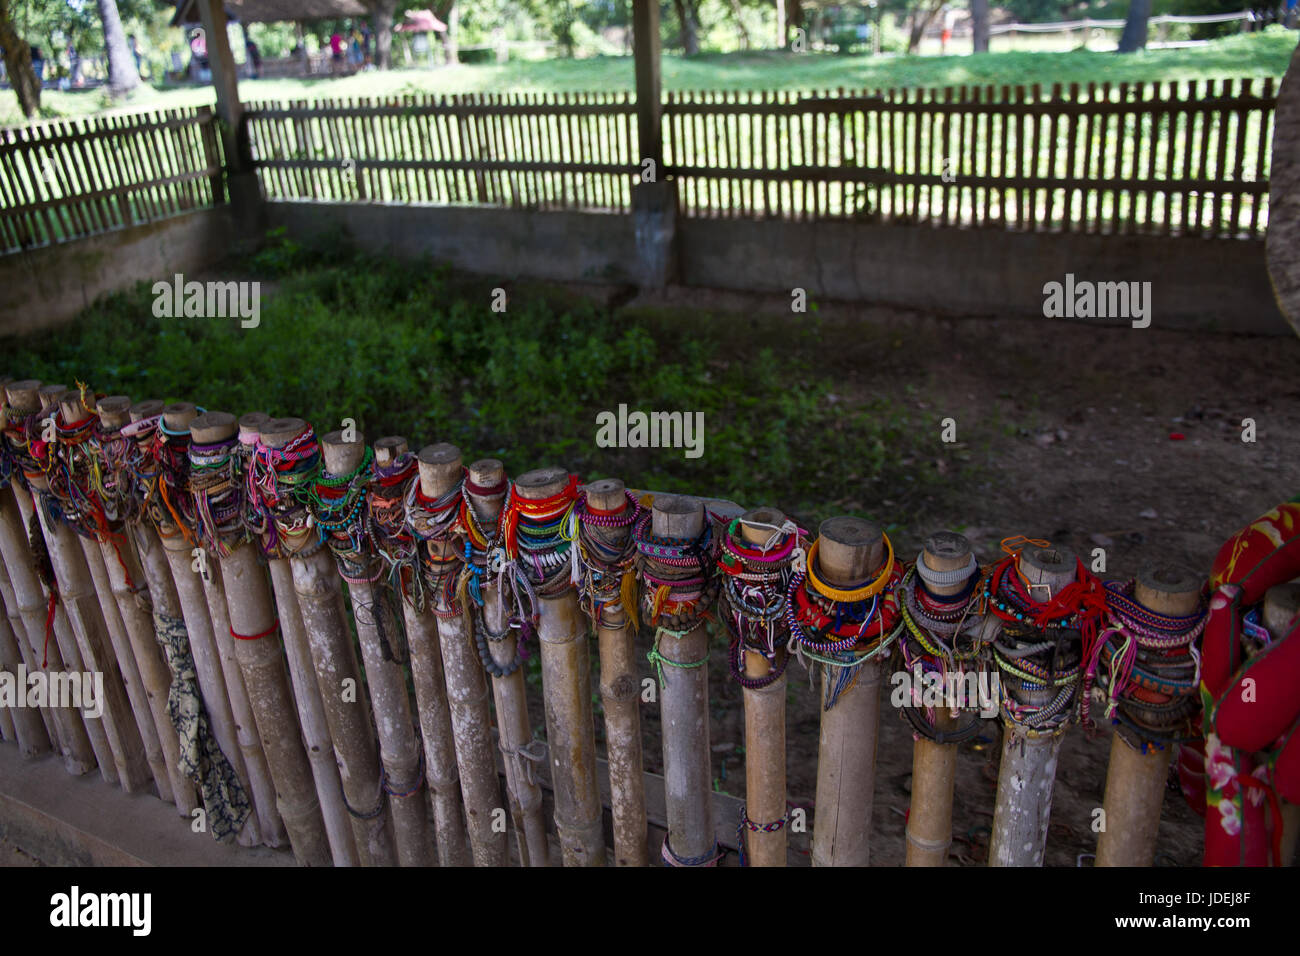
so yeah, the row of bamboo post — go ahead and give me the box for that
[0,373,1290,867]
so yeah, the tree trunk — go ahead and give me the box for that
[0,0,41,116]
[673,0,700,56]
[727,0,750,49]
[371,0,396,69]
[96,0,138,97]
[433,1,458,64]
[1118,0,1151,53]
[1268,40,1300,337]
[907,0,944,54]
[971,0,989,53]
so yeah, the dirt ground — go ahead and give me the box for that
[567,287,1300,866]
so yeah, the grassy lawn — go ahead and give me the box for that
[5,29,1295,127]
[0,231,942,526]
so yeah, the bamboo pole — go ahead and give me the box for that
[737,507,789,868]
[54,390,172,800]
[2,382,102,779]
[319,428,435,867]
[583,477,647,867]
[258,417,397,867]
[517,466,605,866]
[0,557,50,755]
[417,443,508,867]
[811,516,886,868]
[374,436,470,868]
[0,483,92,775]
[467,457,550,866]
[1096,565,1201,867]
[178,407,331,866]
[93,397,193,813]
[649,494,715,866]
[989,543,1079,867]
[905,531,979,867]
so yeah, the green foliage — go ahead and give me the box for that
[3,230,942,524]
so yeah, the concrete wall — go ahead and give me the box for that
[0,209,237,337]
[7,201,1287,336]
[265,202,1289,335]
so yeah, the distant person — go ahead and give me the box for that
[362,24,373,65]
[350,29,363,67]
[30,45,44,84]
[941,8,958,55]
[128,33,141,76]
[246,38,261,79]
[330,32,345,72]
[68,43,83,87]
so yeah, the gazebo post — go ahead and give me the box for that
[196,0,261,235]
[631,0,677,287]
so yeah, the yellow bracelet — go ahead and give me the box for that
[806,534,894,602]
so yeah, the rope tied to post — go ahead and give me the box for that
[982,538,1107,734]
[786,533,904,711]
[897,551,989,744]
[720,516,804,690]
[245,425,326,558]
[737,803,789,867]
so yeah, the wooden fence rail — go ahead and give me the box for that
[0,79,1277,250]
[0,106,224,255]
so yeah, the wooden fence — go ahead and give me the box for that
[0,79,1277,253]
[243,79,1275,238]
[0,106,223,255]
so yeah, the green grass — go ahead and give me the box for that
[0,230,943,524]
[5,29,1294,127]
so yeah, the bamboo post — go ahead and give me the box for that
[0,557,50,755]
[583,477,647,867]
[649,494,715,866]
[94,398,194,813]
[374,436,470,868]
[1262,583,1300,866]
[258,417,397,867]
[517,466,605,866]
[319,428,435,867]
[467,457,550,866]
[989,544,1079,867]
[2,382,103,779]
[417,443,508,867]
[905,531,978,867]
[190,409,331,866]
[56,390,173,801]
[811,516,886,867]
[1096,565,1201,867]
[737,507,790,867]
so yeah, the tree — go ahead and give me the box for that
[96,0,137,97]
[673,0,700,55]
[0,0,40,116]
[365,0,398,67]
[970,0,988,52]
[1266,39,1300,337]
[907,0,945,53]
[432,0,456,64]
[1117,0,1150,53]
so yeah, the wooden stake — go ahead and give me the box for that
[738,507,789,868]
[905,531,977,867]
[181,407,331,866]
[650,494,715,865]
[1096,565,1200,867]
[259,417,397,867]
[94,398,193,813]
[320,428,435,867]
[374,436,470,867]
[810,516,886,868]
[467,457,550,866]
[0,555,50,756]
[584,477,648,867]
[56,390,172,801]
[989,543,1079,867]
[417,443,508,867]
[517,466,605,866]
